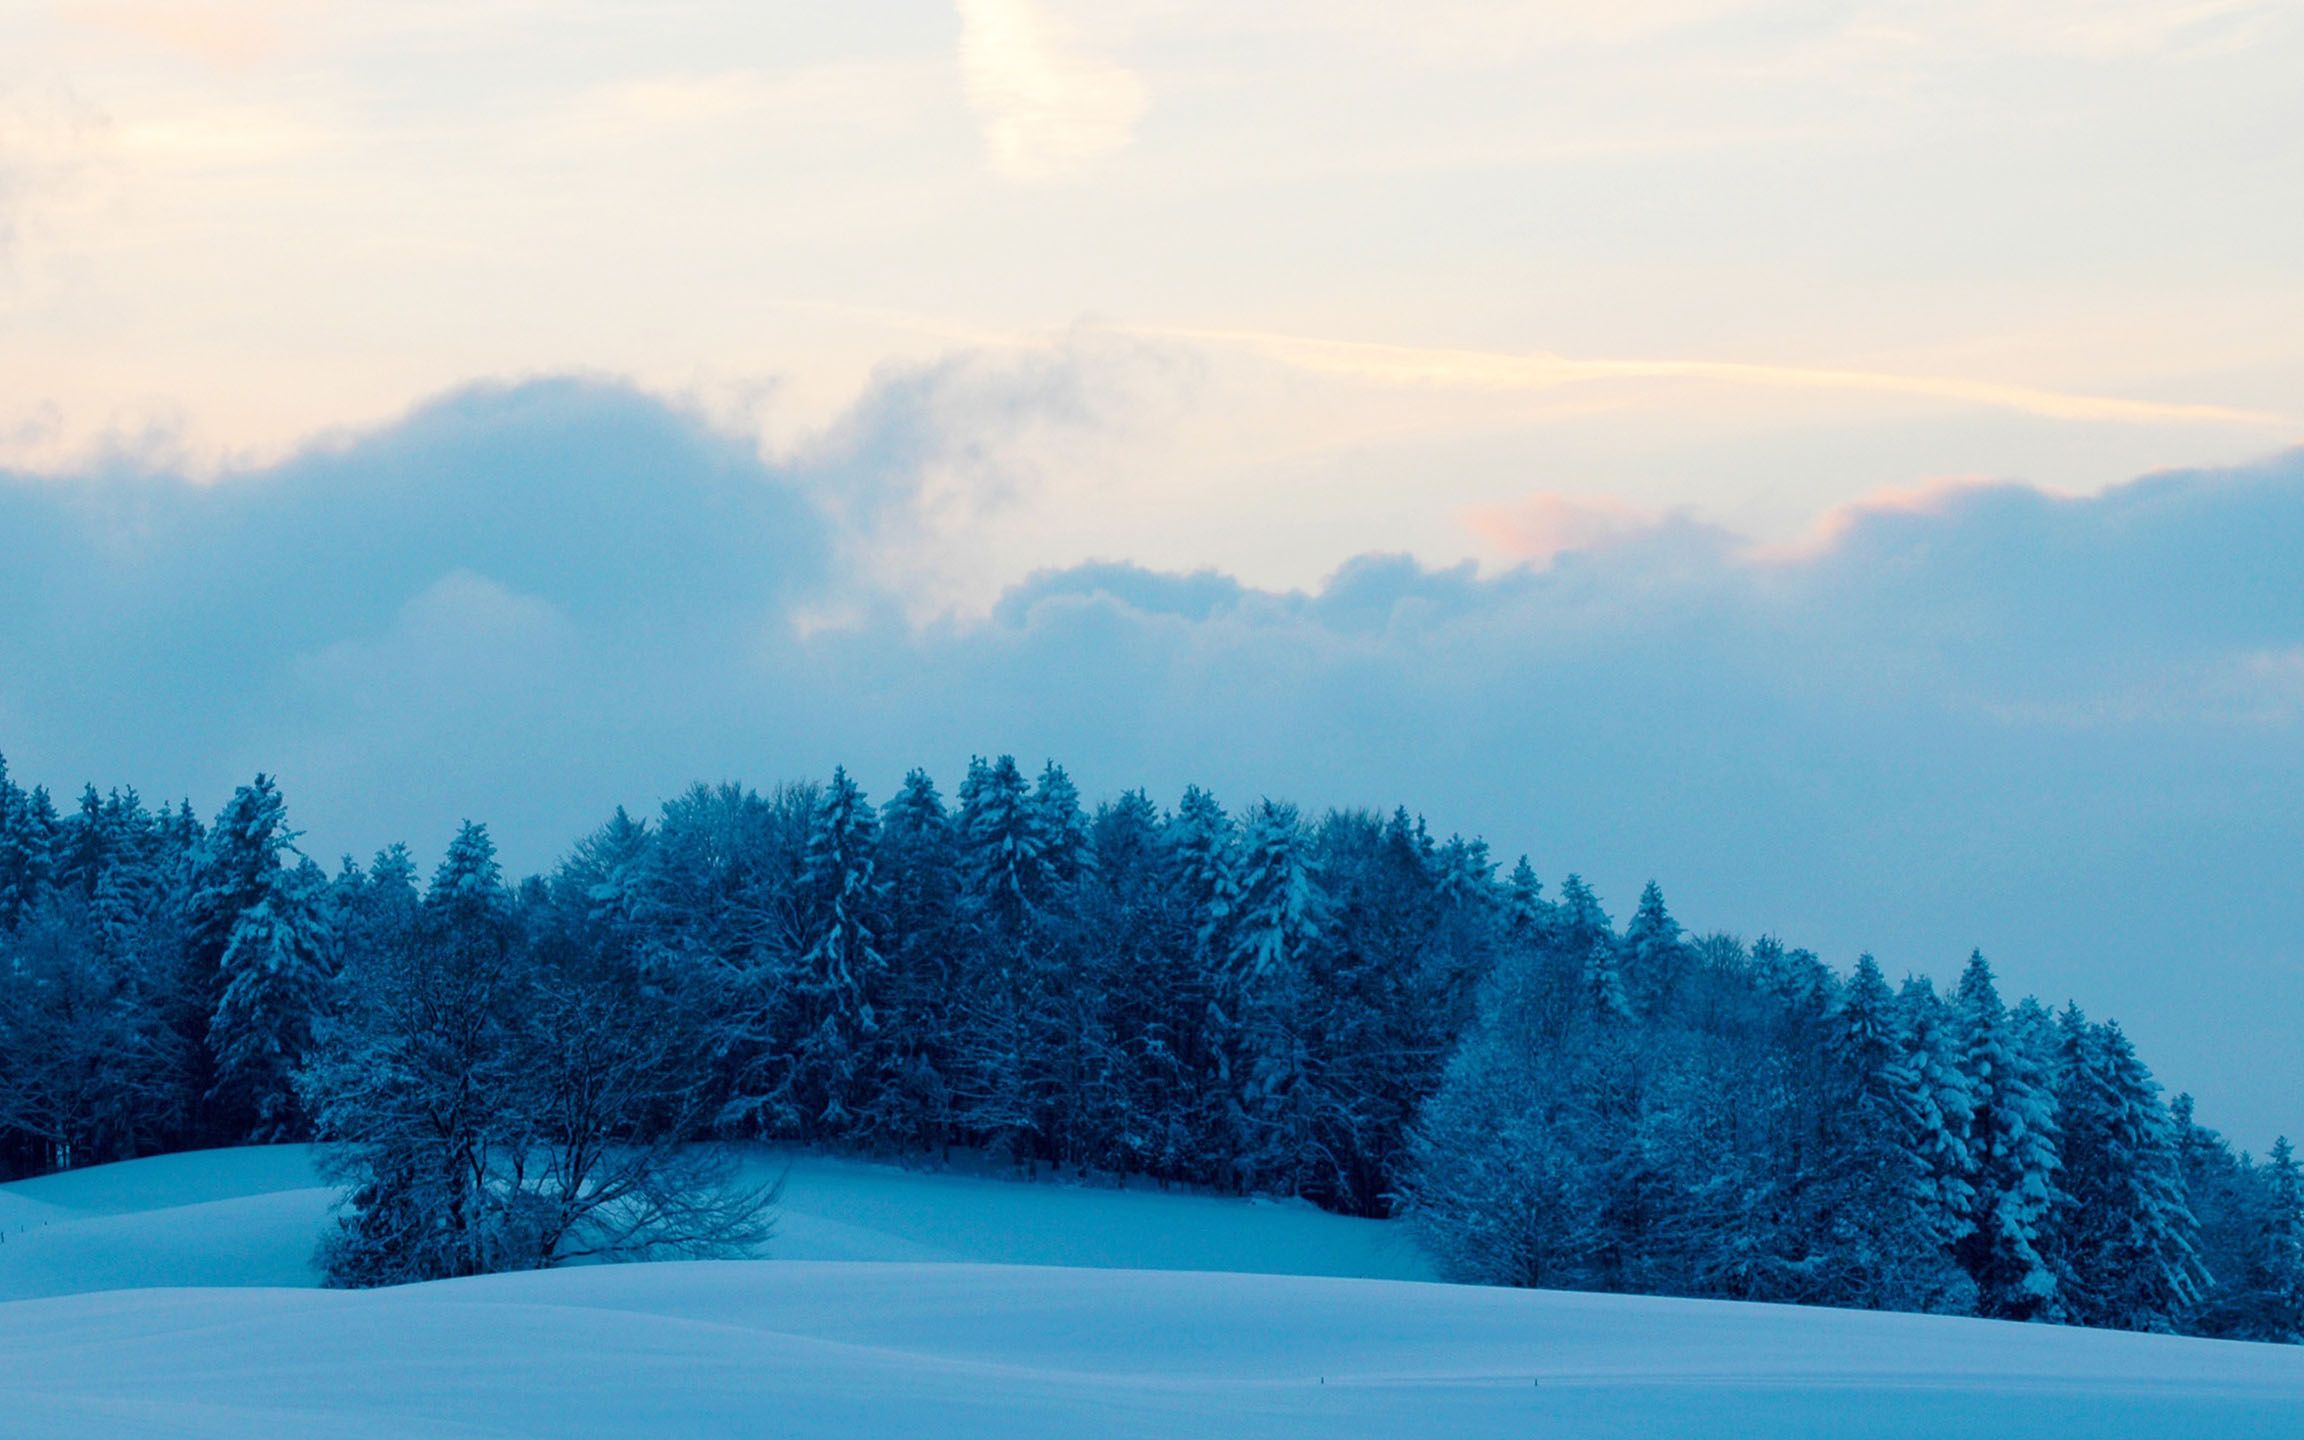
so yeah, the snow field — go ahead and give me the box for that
[5,1146,2303,1438]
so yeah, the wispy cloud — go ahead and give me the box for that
[956,0,1146,181]
[60,0,292,69]
[1462,492,1661,565]
[0,86,109,255]
[1144,325,2296,428]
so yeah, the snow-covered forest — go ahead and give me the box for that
[1,752,2298,1340]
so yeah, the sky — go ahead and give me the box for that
[3,2,2302,1143]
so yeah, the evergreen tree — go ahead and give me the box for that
[0,754,37,930]
[2051,1012,2202,1331]
[959,755,1044,927]
[208,858,335,1140]
[1169,785,1237,962]
[790,767,886,1135]
[1896,975,1978,1257]
[1030,761,1094,889]
[1621,880,1686,1011]
[184,776,297,1139]
[1553,873,1613,959]
[1224,800,1333,1193]
[1952,951,2064,1320]
[1504,855,1550,941]
[872,769,962,1151]
[1811,955,1976,1312]
[2258,1137,2304,1340]
[1584,938,1633,1023]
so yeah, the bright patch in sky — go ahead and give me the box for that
[957,0,1146,181]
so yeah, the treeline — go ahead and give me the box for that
[0,752,2298,1336]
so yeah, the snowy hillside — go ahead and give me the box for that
[7,1261,2304,1438]
[0,1145,1432,1301]
[6,1148,2304,1438]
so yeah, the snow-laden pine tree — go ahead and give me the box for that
[2260,1137,2304,1340]
[1030,761,1094,889]
[566,806,655,941]
[0,753,32,931]
[1431,834,1494,911]
[2051,1010,2203,1331]
[1504,855,1550,942]
[1896,975,1978,1257]
[1552,873,1611,956]
[1814,955,1977,1312]
[1169,786,1237,963]
[1584,939,1633,1023]
[790,767,885,1136]
[311,821,521,1282]
[89,808,162,965]
[1620,881,1686,1012]
[207,857,335,1140]
[186,778,292,963]
[1229,801,1326,987]
[1405,1004,1582,1288]
[1078,788,1195,1176]
[872,768,961,1151]
[185,777,299,1140]
[1223,799,1332,1194]
[1952,951,2065,1320]
[959,755,1044,929]
[951,757,1059,1162]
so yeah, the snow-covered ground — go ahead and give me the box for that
[0,1145,1433,1300]
[5,1149,2303,1438]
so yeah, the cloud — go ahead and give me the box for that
[59,1,293,68]
[1463,493,1661,565]
[1144,324,2296,428]
[3,374,2303,1150]
[956,0,1147,181]
[0,87,109,255]
[784,328,1204,611]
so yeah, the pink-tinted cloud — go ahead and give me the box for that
[1462,492,1656,566]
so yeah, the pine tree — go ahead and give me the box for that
[2052,1013,2203,1331]
[1898,975,1978,1261]
[1030,761,1094,889]
[1504,856,1550,941]
[1552,873,1613,958]
[1812,956,1975,1312]
[1223,800,1333,1193]
[1584,938,1632,1023]
[1621,880,1686,1010]
[1229,801,1326,986]
[0,753,35,931]
[309,821,518,1282]
[2260,1137,2304,1340]
[872,768,961,1151]
[1169,786,1237,961]
[183,777,298,1140]
[1953,951,2064,1320]
[208,859,335,1140]
[791,766,885,1135]
[1431,834,1494,911]
[959,754,1044,928]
